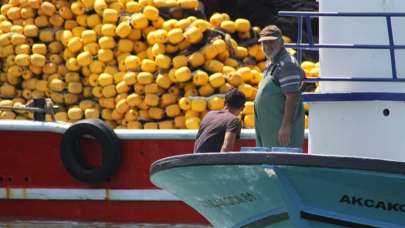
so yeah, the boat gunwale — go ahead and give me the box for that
[150,153,405,176]
[0,120,270,140]
[303,92,405,102]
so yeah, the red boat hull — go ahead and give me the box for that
[0,125,308,224]
[0,200,205,224]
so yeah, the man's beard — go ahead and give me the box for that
[264,51,272,59]
[263,47,280,60]
[270,47,281,60]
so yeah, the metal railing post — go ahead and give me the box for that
[386,16,397,80]
[297,16,303,63]
[305,16,314,46]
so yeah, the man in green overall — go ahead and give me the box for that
[254,25,305,148]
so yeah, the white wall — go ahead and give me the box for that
[309,101,405,161]
[319,0,405,93]
[309,0,405,161]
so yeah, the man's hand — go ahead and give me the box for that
[44,98,56,122]
[278,124,292,146]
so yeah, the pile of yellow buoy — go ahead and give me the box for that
[0,0,317,129]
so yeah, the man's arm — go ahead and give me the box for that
[277,62,303,146]
[220,131,237,152]
[278,92,299,146]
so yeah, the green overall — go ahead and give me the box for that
[254,56,305,148]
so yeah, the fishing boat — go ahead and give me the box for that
[150,0,405,227]
[0,116,309,224]
[0,119,257,224]
[0,1,318,227]
[0,5,315,227]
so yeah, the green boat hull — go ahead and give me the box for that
[150,153,405,227]
[152,164,291,227]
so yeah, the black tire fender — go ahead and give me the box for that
[60,119,122,183]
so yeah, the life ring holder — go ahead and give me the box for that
[60,119,122,183]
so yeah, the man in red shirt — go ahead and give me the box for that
[194,89,246,153]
